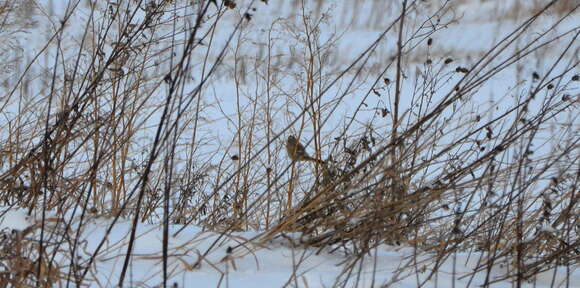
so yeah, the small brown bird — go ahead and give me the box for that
[286,135,324,164]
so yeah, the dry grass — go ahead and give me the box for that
[0,0,578,287]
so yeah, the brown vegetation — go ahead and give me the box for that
[0,0,578,287]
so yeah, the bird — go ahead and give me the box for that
[286,135,325,164]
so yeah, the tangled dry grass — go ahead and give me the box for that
[0,0,578,286]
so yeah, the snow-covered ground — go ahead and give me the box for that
[0,0,578,287]
[2,208,579,287]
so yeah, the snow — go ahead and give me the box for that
[0,0,578,287]
[1,207,579,287]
